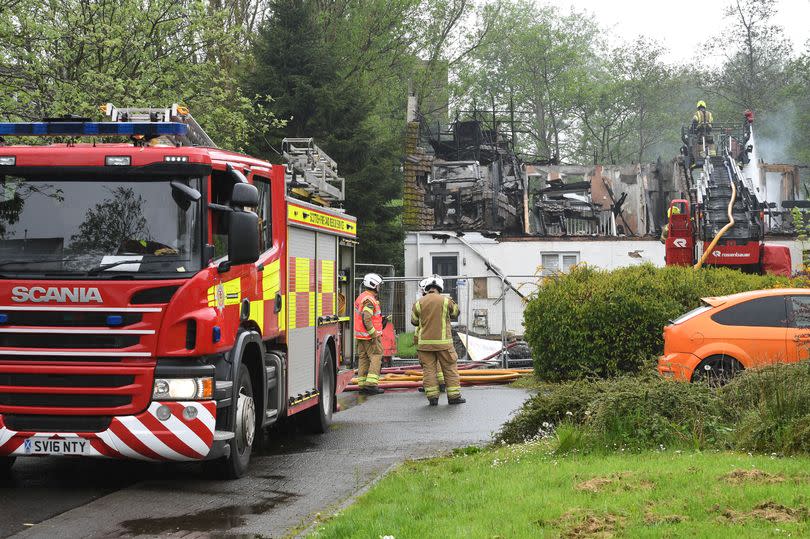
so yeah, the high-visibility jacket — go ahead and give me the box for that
[411,290,459,351]
[693,109,713,126]
[354,290,382,340]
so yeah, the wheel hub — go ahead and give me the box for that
[236,389,256,450]
[322,369,333,416]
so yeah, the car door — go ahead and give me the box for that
[708,295,788,368]
[787,295,810,362]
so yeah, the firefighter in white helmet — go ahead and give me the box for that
[416,278,445,393]
[354,273,385,395]
[411,275,464,405]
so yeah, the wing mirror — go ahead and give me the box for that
[170,180,201,211]
[230,182,259,208]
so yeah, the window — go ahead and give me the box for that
[210,170,237,260]
[789,296,810,328]
[711,296,787,327]
[431,254,458,300]
[473,277,488,299]
[541,252,579,276]
[254,176,272,252]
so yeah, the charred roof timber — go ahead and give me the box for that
[403,115,675,238]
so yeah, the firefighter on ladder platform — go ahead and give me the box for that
[354,273,385,395]
[411,275,465,406]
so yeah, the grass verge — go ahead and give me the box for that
[396,332,417,358]
[310,445,810,538]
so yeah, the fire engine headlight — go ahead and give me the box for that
[152,377,213,400]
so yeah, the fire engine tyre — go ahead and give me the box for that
[207,363,255,479]
[691,355,744,386]
[308,348,335,434]
[0,456,14,477]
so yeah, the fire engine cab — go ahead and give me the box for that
[0,105,357,478]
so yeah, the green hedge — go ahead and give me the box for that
[497,364,810,456]
[524,264,798,381]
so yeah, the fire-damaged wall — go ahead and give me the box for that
[525,163,671,237]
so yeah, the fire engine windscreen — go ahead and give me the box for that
[0,175,202,276]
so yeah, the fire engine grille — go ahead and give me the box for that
[0,311,143,327]
[0,367,151,415]
[0,334,140,349]
[0,355,129,363]
[3,415,111,433]
[0,394,130,408]
[0,373,134,388]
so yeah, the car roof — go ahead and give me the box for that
[703,288,810,307]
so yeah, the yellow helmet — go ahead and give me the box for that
[696,100,706,109]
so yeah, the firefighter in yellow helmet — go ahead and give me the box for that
[691,100,713,133]
[411,275,464,405]
[660,204,681,243]
[354,273,385,395]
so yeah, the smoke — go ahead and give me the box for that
[756,101,797,164]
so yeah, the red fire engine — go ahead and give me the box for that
[0,105,357,478]
[666,114,791,275]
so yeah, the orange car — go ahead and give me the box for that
[658,288,810,383]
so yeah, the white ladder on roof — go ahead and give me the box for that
[282,138,345,202]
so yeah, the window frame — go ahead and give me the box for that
[253,174,273,254]
[540,251,580,276]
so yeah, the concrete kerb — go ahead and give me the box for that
[292,461,400,538]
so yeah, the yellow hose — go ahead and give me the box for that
[694,164,736,269]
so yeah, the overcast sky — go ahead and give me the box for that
[544,0,810,65]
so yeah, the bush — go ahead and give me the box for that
[495,375,726,451]
[495,380,601,444]
[524,264,798,381]
[498,364,810,456]
[586,377,725,450]
[720,362,810,454]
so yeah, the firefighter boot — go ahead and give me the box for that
[361,385,385,395]
[448,396,466,405]
[428,397,439,406]
[438,369,446,393]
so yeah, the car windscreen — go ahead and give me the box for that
[0,174,202,278]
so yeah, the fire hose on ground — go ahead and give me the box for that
[345,368,533,391]
[346,342,531,391]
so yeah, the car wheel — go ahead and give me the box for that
[307,348,335,434]
[691,355,743,386]
[205,363,255,479]
[0,457,14,477]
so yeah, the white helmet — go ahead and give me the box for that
[422,274,444,293]
[418,277,429,295]
[362,273,383,291]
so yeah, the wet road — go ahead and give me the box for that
[0,386,528,538]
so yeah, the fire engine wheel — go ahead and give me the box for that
[691,355,744,386]
[0,457,14,477]
[207,363,255,479]
[308,348,335,434]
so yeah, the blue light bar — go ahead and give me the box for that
[0,122,188,137]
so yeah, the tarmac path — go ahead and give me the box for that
[1,386,528,538]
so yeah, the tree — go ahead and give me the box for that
[702,0,791,114]
[248,0,403,268]
[0,0,276,150]
[456,3,601,163]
